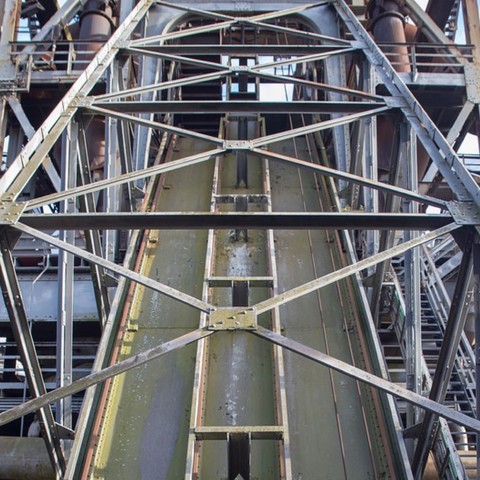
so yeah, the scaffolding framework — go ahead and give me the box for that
[0,0,480,478]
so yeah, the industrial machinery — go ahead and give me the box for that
[0,0,480,478]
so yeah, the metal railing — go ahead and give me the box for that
[378,42,474,80]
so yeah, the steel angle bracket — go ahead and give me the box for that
[0,199,26,225]
[447,201,480,225]
[207,307,257,331]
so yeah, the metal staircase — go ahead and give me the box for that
[379,248,477,478]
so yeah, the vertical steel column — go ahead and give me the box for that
[56,123,78,428]
[403,124,422,449]
[0,230,66,476]
[77,120,111,327]
[362,62,378,272]
[104,65,121,263]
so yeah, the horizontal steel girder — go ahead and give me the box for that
[87,100,386,114]
[18,212,454,230]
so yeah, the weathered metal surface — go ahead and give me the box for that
[0,437,55,480]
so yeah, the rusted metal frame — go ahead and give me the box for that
[251,47,358,72]
[252,69,383,101]
[85,105,224,146]
[333,0,480,205]
[242,18,351,45]
[251,106,390,147]
[0,0,155,198]
[18,212,454,231]
[94,68,230,101]
[253,223,461,316]
[0,230,66,476]
[130,19,236,46]
[89,100,384,115]
[251,326,480,433]
[75,120,111,328]
[0,327,215,428]
[15,0,85,65]
[13,222,213,313]
[412,228,475,479]
[24,148,225,211]
[251,148,446,209]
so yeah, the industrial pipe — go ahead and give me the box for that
[76,0,115,184]
[367,0,410,179]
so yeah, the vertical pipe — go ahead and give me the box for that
[367,0,410,179]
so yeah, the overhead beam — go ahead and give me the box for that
[88,101,385,114]
[18,212,454,230]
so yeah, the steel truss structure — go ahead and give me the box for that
[0,0,480,478]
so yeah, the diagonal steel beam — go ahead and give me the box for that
[251,70,383,101]
[130,19,235,46]
[24,148,224,211]
[250,48,358,72]
[86,105,224,146]
[93,69,231,101]
[252,223,461,315]
[243,18,351,45]
[0,328,215,427]
[13,223,213,313]
[251,106,390,147]
[0,230,66,475]
[247,1,330,23]
[251,326,480,433]
[251,148,446,208]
